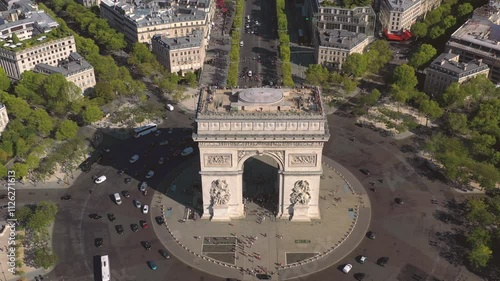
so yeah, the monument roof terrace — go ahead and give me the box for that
[196,87,326,119]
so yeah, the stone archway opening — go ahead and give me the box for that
[242,155,280,214]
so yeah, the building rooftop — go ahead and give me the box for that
[152,29,203,50]
[318,29,367,49]
[0,10,58,34]
[196,87,326,119]
[427,52,489,78]
[34,52,93,77]
[449,18,500,55]
[385,0,421,12]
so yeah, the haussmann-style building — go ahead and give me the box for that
[315,29,369,69]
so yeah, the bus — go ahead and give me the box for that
[133,123,157,138]
[101,255,110,281]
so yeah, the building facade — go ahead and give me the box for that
[34,52,96,93]
[313,5,376,36]
[0,36,76,80]
[424,52,490,96]
[445,1,500,83]
[379,0,421,32]
[77,0,101,7]
[314,29,369,69]
[151,30,205,73]
[100,0,214,44]
[0,103,9,136]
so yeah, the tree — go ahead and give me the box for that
[12,163,29,179]
[183,72,198,88]
[409,44,437,69]
[390,84,410,110]
[411,23,428,39]
[81,105,103,124]
[444,113,468,135]
[442,15,457,29]
[468,244,492,268]
[305,64,330,86]
[467,198,495,226]
[467,227,491,247]
[457,3,473,17]
[342,53,368,77]
[359,89,381,106]
[366,40,392,73]
[34,247,58,269]
[468,161,500,190]
[342,77,358,94]
[428,26,445,39]
[0,68,10,91]
[440,83,466,108]
[1,95,32,121]
[393,64,418,91]
[55,120,78,141]
[419,100,443,126]
[28,109,54,137]
[425,8,443,26]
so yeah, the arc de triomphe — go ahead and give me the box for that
[193,87,330,222]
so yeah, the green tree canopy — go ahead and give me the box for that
[457,3,473,17]
[468,244,492,268]
[305,64,330,86]
[409,44,437,69]
[55,120,78,140]
[0,68,10,91]
[429,26,445,39]
[81,104,104,124]
[342,53,368,77]
[393,64,418,91]
[411,23,428,39]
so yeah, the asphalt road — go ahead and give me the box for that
[35,104,475,281]
[238,0,279,87]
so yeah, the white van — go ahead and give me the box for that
[166,104,174,111]
[240,41,244,47]
[114,193,122,205]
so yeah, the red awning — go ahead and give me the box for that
[383,29,412,41]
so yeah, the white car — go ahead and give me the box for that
[248,71,252,77]
[359,256,367,264]
[103,148,111,152]
[166,104,174,111]
[134,200,141,208]
[129,154,139,163]
[158,157,164,164]
[142,205,149,214]
[140,182,148,192]
[94,176,107,184]
[240,41,244,47]
[155,130,161,136]
[181,147,194,156]
[342,264,352,273]
[146,171,155,179]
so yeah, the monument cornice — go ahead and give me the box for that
[193,134,330,141]
[196,140,327,147]
[196,113,327,120]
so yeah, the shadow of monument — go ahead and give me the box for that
[242,155,280,215]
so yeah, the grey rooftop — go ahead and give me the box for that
[385,0,421,12]
[152,29,203,50]
[34,52,93,77]
[427,52,489,78]
[318,29,367,50]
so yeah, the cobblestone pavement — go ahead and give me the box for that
[151,156,370,280]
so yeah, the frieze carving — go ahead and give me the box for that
[210,179,230,205]
[205,154,232,166]
[199,142,325,147]
[237,150,284,165]
[289,154,317,167]
[238,151,254,162]
[290,180,311,205]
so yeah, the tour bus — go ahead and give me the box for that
[133,123,157,138]
[101,255,110,281]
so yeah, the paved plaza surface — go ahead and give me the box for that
[152,156,371,280]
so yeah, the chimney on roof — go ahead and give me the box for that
[477,59,483,66]
[463,63,468,70]
[440,60,445,65]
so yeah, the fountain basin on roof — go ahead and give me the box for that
[238,88,284,104]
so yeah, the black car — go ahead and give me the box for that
[155,216,165,225]
[360,168,370,175]
[377,257,389,266]
[131,224,139,232]
[125,178,132,184]
[159,249,170,259]
[395,198,404,205]
[256,274,271,280]
[118,169,125,175]
[116,225,124,234]
[108,213,116,222]
[142,241,152,250]
[367,231,376,240]
[60,195,71,200]
[122,190,131,198]
[89,214,102,220]
[95,238,103,248]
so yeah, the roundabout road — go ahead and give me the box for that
[44,108,475,281]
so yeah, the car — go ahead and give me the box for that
[342,264,353,273]
[122,190,131,198]
[140,182,148,192]
[358,255,367,264]
[60,195,71,200]
[168,128,173,134]
[240,41,244,47]
[143,205,149,214]
[248,70,252,77]
[146,171,154,179]
[158,157,164,165]
[181,147,194,156]
[118,169,125,175]
[94,175,107,184]
[95,238,103,248]
[166,104,174,111]
[359,168,370,175]
[155,216,165,225]
[129,154,139,163]
[140,220,149,229]
[256,274,271,280]
[125,177,132,184]
[246,24,250,28]
[89,214,102,220]
[131,224,139,232]
[367,231,376,239]
[255,20,260,26]
[147,261,157,270]
[116,225,124,234]
[160,140,169,145]
[395,198,404,205]
[108,213,116,222]
[134,200,142,208]
[159,249,171,259]
[142,241,152,250]
[155,130,161,136]
[377,257,389,266]
[103,148,111,152]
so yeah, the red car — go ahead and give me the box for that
[140,220,149,229]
